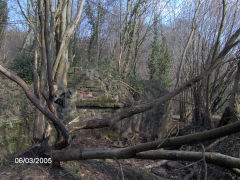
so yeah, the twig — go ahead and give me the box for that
[112,79,142,95]
[176,159,202,171]
[232,168,240,176]
[157,125,177,148]
[114,158,125,180]
[175,122,180,137]
[200,144,207,180]
[145,160,168,169]
[206,137,226,151]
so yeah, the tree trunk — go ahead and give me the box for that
[55,1,69,90]
[158,100,172,138]
[56,49,69,90]
[219,59,240,126]
[33,111,45,143]
[204,75,214,128]
[179,90,191,123]
[192,85,204,126]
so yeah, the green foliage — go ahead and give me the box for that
[157,35,173,87]
[128,72,143,92]
[10,46,34,84]
[148,15,173,87]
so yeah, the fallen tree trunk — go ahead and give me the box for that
[52,119,240,161]
[137,150,240,169]
[50,147,240,169]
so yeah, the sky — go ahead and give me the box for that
[8,0,239,30]
[7,0,28,30]
[6,0,187,31]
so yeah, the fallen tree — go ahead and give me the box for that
[0,1,240,175]
[0,25,239,152]
[137,150,240,169]
[50,148,240,169]
[50,119,240,161]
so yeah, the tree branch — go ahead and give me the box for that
[52,0,85,80]
[0,64,69,147]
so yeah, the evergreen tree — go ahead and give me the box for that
[148,15,160,80]
[148,15,173,87]
[158,34,173,87]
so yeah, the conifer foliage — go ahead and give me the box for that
[148,15,173,87]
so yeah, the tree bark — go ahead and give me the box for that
[0,64,69,148]
[55,0,69,90]
[137,150,240,169]
[52,119,240,164]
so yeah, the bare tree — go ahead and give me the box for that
[14,0,85,148]
[0,0,240,172]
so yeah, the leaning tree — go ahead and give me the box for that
[0,0,240,170]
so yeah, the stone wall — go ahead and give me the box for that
[55,68,171,140]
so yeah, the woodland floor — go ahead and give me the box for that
[1,125,240,180]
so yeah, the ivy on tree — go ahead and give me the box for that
[148,15,173,87]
